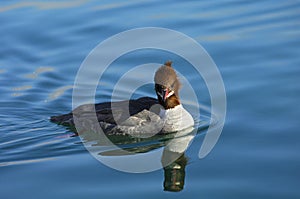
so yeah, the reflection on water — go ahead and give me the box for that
[92,0,148,11]
[78,121,198,192]
[0,157,56,167]
[24,66,54,79]
[11,85,32,96]
[162,152,187,192]
[12,85,32,91]
[161,127,195,192]
[0,0,88,12]
[46,85,73,102]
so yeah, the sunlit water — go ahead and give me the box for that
[1,0,300,198]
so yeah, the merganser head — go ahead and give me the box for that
[154,61,181,109]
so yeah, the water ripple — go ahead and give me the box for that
[0,157,56,167]
[46,85,73,102]
[0,0,89,12]
[24,66,54,79]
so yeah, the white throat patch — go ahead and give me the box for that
[156,90,175,99]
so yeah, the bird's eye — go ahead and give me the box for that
[155,84,165,92]
[170,81,176,90]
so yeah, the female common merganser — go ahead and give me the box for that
[50,61,194,134]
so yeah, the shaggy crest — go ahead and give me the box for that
[154,61,181,98]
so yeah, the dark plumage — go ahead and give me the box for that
[50,97,159,127]
[50,61,193,134]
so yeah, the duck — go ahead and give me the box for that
[50,61,194,134]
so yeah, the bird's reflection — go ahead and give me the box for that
[161,127,194,192]
[80,126,195,192]
[162,151,187,192]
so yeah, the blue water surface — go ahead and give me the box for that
[0,0,300,198]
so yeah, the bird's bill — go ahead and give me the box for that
[157,87,175,102]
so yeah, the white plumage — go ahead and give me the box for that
[159,104,194,132]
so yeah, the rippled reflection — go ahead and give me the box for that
[79,124,199,192]
[24,66,54,79]
[46,85,73,102]
[0,0,89,12]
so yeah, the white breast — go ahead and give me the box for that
[159,104,194,132]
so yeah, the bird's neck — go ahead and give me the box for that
[162,95,180,109]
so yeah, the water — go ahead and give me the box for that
[1,0,300,198]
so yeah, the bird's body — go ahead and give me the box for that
[50,61,194,134]
[160,104,194,132]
